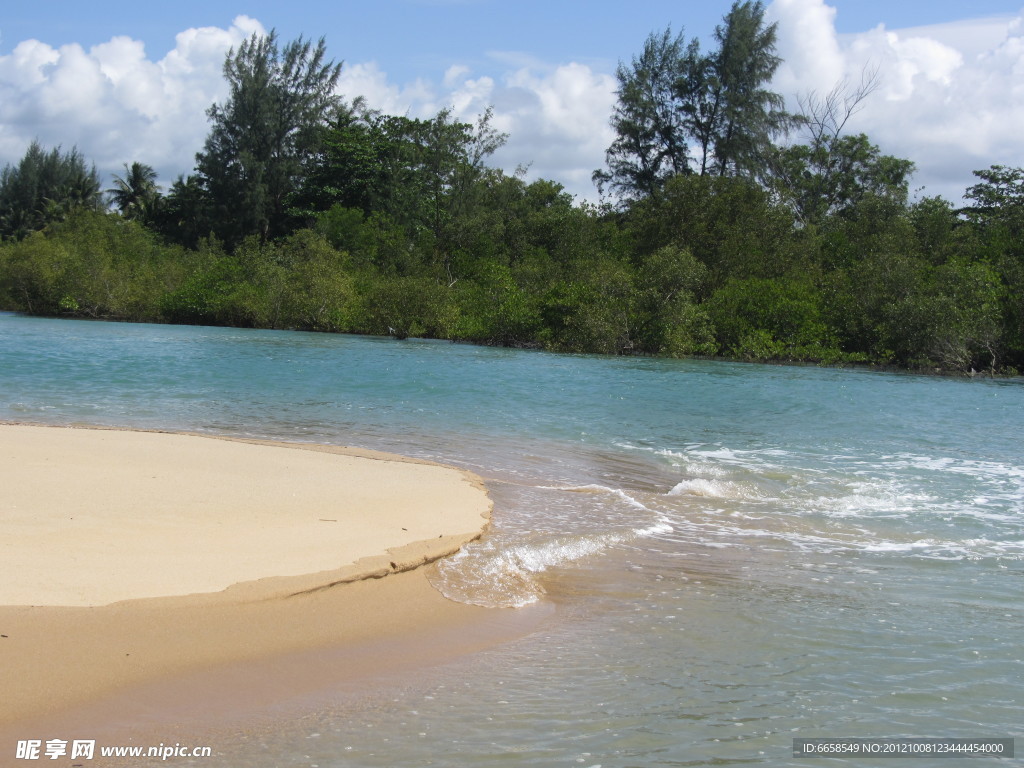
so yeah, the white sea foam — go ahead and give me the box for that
[652,448,732,478]
[432,518,675,608]
[815,485,935,518]
[861,539,942,553]
[635,520,674,537]
[541,483,654,511]
[667,477,763,501]
[442,439,1024,608]
[657,510,1024,559]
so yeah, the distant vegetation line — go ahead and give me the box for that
[1,3,1022,374]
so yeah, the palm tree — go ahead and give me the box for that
[107,162,161,221]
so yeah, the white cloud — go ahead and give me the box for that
[0,17,616,201]
[767,0,1024,202]
[847,26,963,100]
[443,64,470,89]
[494,63,617,194]
[769,0,845,96]
[348,60,617,200]
[0,16,263,187]
[2,6,1021,206]
[336,61,437,116]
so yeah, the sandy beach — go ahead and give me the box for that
[0,424,504,735]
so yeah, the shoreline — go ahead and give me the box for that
[0,423,524,747]
[4,311,1016,380]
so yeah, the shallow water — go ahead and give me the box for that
[2,313,1022,766]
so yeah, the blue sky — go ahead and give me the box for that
[5,2,1020,58]
[5,1,1020,81]
[2,1,1023,202]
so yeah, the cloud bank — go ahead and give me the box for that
[0,16,264,187]
[768,0,1024,202]
[1,4,1022,203]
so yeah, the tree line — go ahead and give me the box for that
[1,2,1021,374]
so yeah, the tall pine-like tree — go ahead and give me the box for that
[195,30,342,246]
[594,27,697,201]
[596,1,790,202]
[703,1,790,176]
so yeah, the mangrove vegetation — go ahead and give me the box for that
[1,2,1022,374]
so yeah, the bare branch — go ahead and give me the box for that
[796,64,880,143]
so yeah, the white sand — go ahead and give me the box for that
[0,424,491,606]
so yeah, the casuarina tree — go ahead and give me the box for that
[195,30,342,247]
[596,1,791,203]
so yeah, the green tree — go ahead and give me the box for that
[156,174,212,249]
[352,273,459,340]
[107,162,161,223]
[765,72,913,227]
[298,105,506,283]
[594,27,696,200]
[453,261,542,347]
[706,275,837,362]
[909,195,964,265]
[961,165,1024,262]
[929,257,1004,373]
[691,0,790,176]
[195,30,342,246]
[633,245,717,356]
[0,209,185,319]
[962,165,1024,230]
[596,2,790,201]
[0,141,102,240]
[277,230,355,331]
[961,166,1024,368]
[629,173,798,285]
[769,133,915,226]
[291,99,380,217]
[540,255,636,354]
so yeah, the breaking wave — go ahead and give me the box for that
[433,438,1024,608]
[432,514,673,608]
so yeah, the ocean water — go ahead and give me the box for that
[2,312,1022,766]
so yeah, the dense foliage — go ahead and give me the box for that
[1,8,1022,375]
[0,142,102,240]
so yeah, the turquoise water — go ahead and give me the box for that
[2,313,1022,766]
